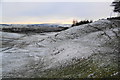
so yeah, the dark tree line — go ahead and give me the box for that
[71,20,93,27]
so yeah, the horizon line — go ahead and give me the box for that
[0,22,73,24]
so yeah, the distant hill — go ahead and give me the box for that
[0,24,71,28]
[0,24,70,33]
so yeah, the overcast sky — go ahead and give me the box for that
[0,0,116,24]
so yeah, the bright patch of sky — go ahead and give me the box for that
[1,0,114,2]
[0,0,117,24]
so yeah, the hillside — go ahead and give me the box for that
[1,19,120,78]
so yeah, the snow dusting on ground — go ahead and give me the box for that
[1,19,120,78]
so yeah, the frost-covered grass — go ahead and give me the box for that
[1,19,120,78]
[39,52,119,78]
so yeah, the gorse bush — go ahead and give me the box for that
[71,20,93,27]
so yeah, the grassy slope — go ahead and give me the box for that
[38,52,119,78]
[2,20,119,78]
[33,20,120,78]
